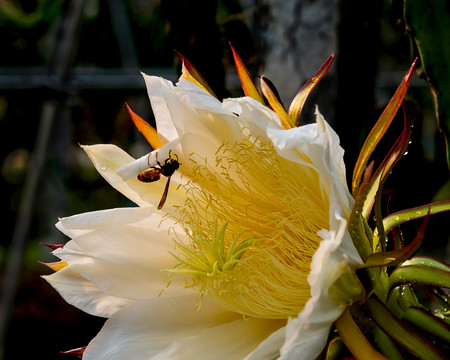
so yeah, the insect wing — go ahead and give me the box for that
[157,176,172,210]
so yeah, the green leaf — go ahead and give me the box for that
[366,296,447,359]
[402,306,450,343]
[403,0,450,166]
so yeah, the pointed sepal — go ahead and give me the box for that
[40,260,68,272]
[230,43,264,104]
[59,346,86,357]
[40,242,65,250]
[126,103,165,150]
[382,200,450,236]
[402,306,450,344]
[388,261,450,293]
[361,212,429,268]
[260,76,293,129]
[352,59,417,196]
[288,54,334,127]
[335,308,387,360]
[175,50,217,98]
[366,296,447,359]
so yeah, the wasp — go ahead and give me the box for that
[137,150,180,210]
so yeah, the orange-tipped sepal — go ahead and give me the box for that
[59,346,86,356]
[175,50,217,98]
[230,43,264,104]
[126,103,165,150]
[260,76,293,129]
[288,53,334,127]
[40,260,68,272]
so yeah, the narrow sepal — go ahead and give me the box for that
[59,346,86,356]
[373,325,404,360]
[382,200,450,235]
[366,296,447,360]
[372,110,413,248]
[175,50,217,98]
[40,260,68,272]
[324,337,345,360]
[39,242,65,250]
[352,59,417,195]
[425,286,450,312]
[361,213,428,268]
[260,76,293,129]
[230,43,264,104]
[388,264,450,292]
[402,306,450,344]
[126,103,165,149]
[335,308,387,360]
[288,54,334,127]
[348,162,379,261]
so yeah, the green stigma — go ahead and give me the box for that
[165,222,256,292]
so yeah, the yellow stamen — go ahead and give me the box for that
[171,137,329,319]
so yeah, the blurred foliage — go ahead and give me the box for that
[396,0,450,167]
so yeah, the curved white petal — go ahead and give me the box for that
[145,76,246,172]
[43,266,135,317]
[56,205,155,238]
[154,317,284,360]
[244,325,286,360]
[143,75,179,142]
[82,143,189,210]
[83,295,242,360]
[82,143,152,206]
[53,208,191,300]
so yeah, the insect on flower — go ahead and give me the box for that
[137,150,180,209]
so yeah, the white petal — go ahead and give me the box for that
[56,206,155,238]
[143,74,179,142]
[147,77,245,169]
[82,144,150,206]
[245,326,286,360]
[83,295,241,360]
[54,208,191,300]
[43,266,135,317]
[82,143,188,210]
[154,317,284,360]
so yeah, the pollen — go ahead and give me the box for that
[171,136,329,319]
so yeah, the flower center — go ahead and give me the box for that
[169,137,329,319]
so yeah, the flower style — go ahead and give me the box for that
[43,53,363,359]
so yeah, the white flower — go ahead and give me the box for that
[44,74,361,359]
